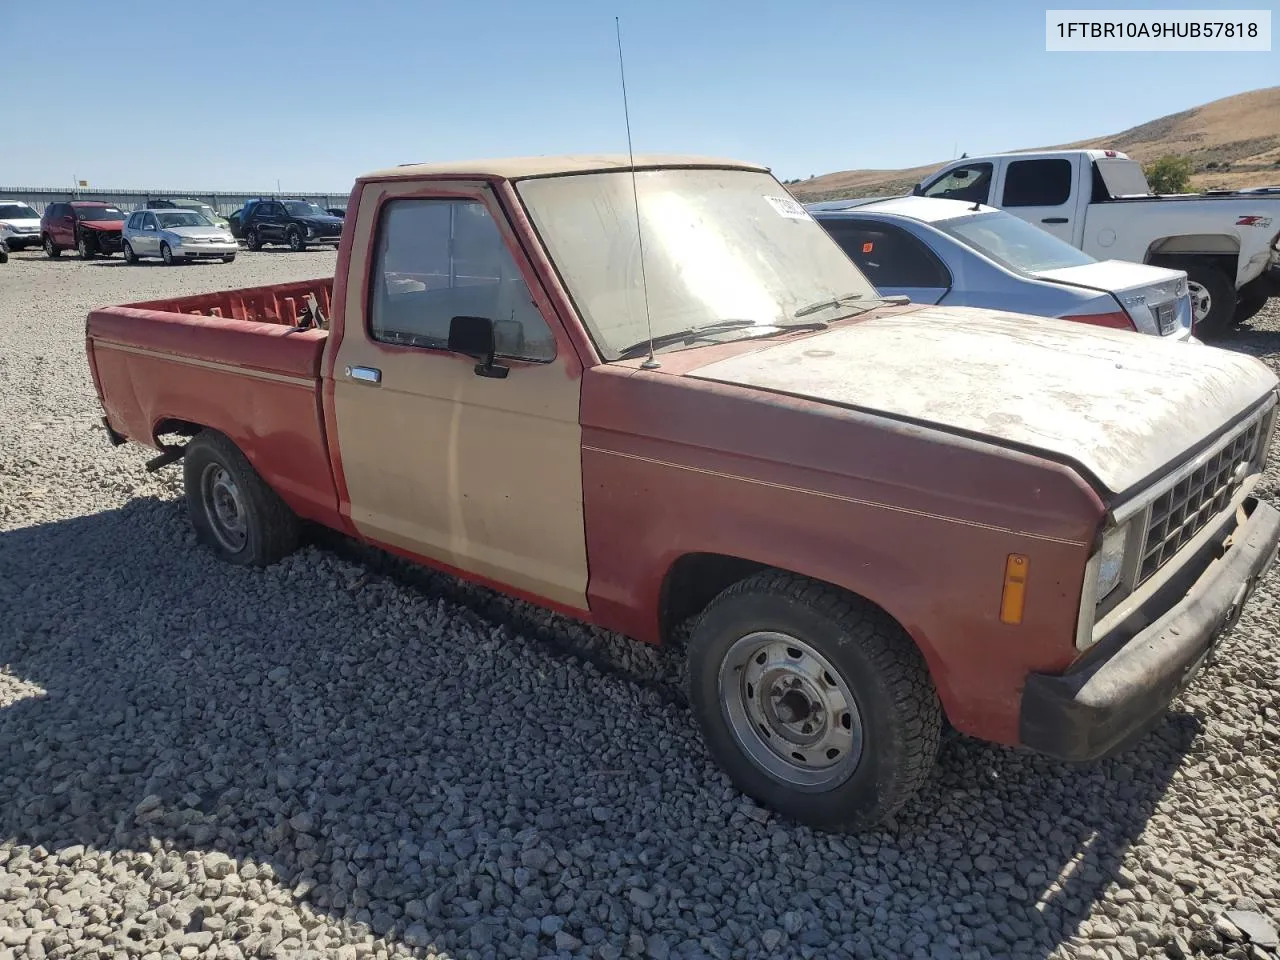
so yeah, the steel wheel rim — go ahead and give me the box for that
[718,631,863,791]
[162,244,172,265]
[201,463,248,552]
[79,237,89,257]
[290,231,301,250]
[44,238,54,256]
[1187,280,1211,325]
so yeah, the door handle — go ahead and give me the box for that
[345,365,382,385]
[1041,217,1069,224]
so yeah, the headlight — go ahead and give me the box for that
[305,225,315,237]
[1095,524,1129,601]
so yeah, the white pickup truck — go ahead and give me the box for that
[912,150,1280,336]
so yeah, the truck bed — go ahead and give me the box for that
[86,278,343,529]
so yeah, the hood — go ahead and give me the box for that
[1034,260,1184,297]
[0,217,41,231]
[164,226,234,240]
[301,215,344,227]
[80,220,123,232]
[684,306,1277,496]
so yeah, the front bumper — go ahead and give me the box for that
[2,232,39,248]
[172,241,240,258]
[1020,496,1280,761]
[86,231,123,252]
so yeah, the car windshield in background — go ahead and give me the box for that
[283,201,326,217]
[516,167,877,360]
[76,206,126,221]
[938,212,1096,274]
[156,211,213,228]
[0,204,37,219]
[175,202,218,217]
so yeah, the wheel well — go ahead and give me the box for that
[660,553,765,643]
[1145,237,1239,280]
[152,418,204,446]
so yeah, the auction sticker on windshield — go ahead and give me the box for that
[764,195,812,220]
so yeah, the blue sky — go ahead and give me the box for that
[3,0,1276,191]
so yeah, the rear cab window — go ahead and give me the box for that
[368,197,556,361]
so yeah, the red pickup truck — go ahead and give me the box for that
[87,155,1280,829]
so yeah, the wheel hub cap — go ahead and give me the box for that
[718,631,863,790]
[202,464,247,552]
[1187,280,1211,325]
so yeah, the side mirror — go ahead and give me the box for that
[448,315,509,379]
[911,183,924,197]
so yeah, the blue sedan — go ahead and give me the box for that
[808,196,1195,340]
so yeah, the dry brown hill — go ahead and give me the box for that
[789,86,1280,202]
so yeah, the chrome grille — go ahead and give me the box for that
[1138,418,1263,583]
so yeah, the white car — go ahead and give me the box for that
[912,150,1280,335]
[809,196,1195,341]
[122,209,239,265]
[0,200,43,251]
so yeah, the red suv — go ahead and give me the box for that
[41,201,128,259]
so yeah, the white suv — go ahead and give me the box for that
[0,200,42,251]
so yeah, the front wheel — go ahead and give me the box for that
[287,228,306,252]
[161,242,179,266]
[688,571,942,830]
[122,240,138,264]
[78,234,95,259]
[245,227,262,251]
[183,431,299,567]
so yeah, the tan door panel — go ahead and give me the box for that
[331,179,588,610]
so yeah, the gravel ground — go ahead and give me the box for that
[2,246,1279,960]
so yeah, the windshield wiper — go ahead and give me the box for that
[793,292,867,318]
[615,319,761,359]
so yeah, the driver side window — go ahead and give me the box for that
[369,197,556,361]
[923,162,994,204]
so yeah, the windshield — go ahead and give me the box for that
[156,210,214,229]
[76,206,126,222]
[937,211,1095,274]
[516,168,877,360]
[0,204,37,220]
[283,201,327,218]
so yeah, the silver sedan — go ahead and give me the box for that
[808,196,1195,340]
[122,209,239,265]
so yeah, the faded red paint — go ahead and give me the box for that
[86,165,1120,752]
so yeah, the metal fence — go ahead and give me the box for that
[0,187,352,217]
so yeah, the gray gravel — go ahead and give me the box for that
[2,245,1279,960]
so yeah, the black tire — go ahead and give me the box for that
[1234,290,1270,326]
[183,430,299,567]
[78,233,95,259]
[43,235,61,259]
[0,243,7,264]
[287,228,305,252]
[1170,259,1235,338]
[122,240,138,264]
[688,571,942,830]
[246,227,262,251]
[161,242,178,266]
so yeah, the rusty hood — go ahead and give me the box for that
[683,306,1278,495]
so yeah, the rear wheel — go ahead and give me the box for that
[1171,259,1235,338]
[43,236,61,258]
[687,571,942,830]
[183,431,299,567]
[246,227,262,251]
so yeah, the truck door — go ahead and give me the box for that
[993,157,1077,243]
[329,180,589,612]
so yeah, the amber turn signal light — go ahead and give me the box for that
[1000,554,1028,624]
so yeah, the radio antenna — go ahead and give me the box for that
[615,16,658,370]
